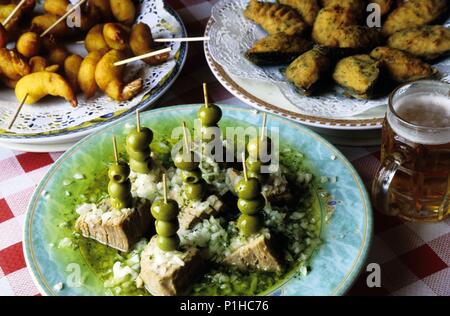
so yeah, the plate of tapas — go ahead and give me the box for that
[205,0,450,130]
[24,86,372,296]
[0,0,187,150]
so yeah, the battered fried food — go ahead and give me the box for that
[29,56,59,73]
[129,22,170,65]
[370,46,435,82]
[94,49,143,101]
[42,37,69,66]
[43,0,68,16]
[285,46,331,93]
[332,54,380,99]
[78,50,105,98]
[15,72,77,106]
[245,32,313,65]
[320,0,366,17]
[103,23,129,50]
[382,0,448,35]
[387,25,450,60]
[244,0,308,36]
[278,0,319,26]
[16,32,40,58]
[90,0,112,21]
[110,0,135,25]
[64,54,83,92]
[85,24,109,52]
[32,14,71,37]
[0,48,30,80]
[0,0,35,31]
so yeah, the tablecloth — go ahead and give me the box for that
[0,0,448,296]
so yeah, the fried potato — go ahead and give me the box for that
[103,23,129,50]
[94,49,143,101]
[130,22,170,65]
[85,24,109,52]
[16,32,40,58]
[370,46,435,82]
[64,54,83,92]
[245,32,313,65]
[43,0,68,16]
[382,0,448,35]
[244,0,308,36]
[0,48,30,80]
[110,0,135,25]
[78,50,105,98]
[387,25,450,60]
[32,14,71,37]
[285,46,331,93]
[333,54,380,99]
[369,0,393,16]
[90,0,113,21]
[15,72,77,106]
[278,0,319,26]
[29,56,59,73]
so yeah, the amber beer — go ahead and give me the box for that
[372,81,450,221]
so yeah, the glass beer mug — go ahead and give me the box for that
[372,80,450,222]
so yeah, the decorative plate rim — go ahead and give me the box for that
[204,17,384,130]
[0,3,188,143]
[24,104,373,296]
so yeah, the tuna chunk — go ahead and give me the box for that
[138,237,206,296]
[178,195,227,230]
[75,199,152,252]
[224,234,283,273]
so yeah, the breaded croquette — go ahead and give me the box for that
[278,0,320,26]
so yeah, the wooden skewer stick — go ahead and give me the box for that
[203,83,209,108]
[3,0,27,26]
[182,121,190,153]
[154,36,210,43]
[242,152,248,182]
[112,135,118,164]
[7,93,28,130]
[260,113,267,142]
[163,173,168,204]
[113,47,171,66]
[40,0,87,37]
[136,109,141,133]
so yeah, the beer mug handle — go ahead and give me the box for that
[372,153,404,216]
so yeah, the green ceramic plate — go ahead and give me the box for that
[24,104,373,296]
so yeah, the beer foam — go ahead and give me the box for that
[389,93,450,145]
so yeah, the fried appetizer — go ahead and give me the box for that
[85,24,109,52]
[245,32,313,65]
[15,72,77,107]
[64,54,83,92]
[0,48,30,81]
[244,0,308,36]
[0,0,35,31]
[285,46,331,93]
[90,0,113,21]
[16,32,40,58]
[29,56,59,73]
[32,14,71,37]
[43,0,69,16]
[369,0,393,16]
[370,47,435,82]
[320,0,366,17]
[278,0,319,26]
[110,0,135,25]
[103,23,130,50]
[78,50,105,98]
[387,25,450,60]
[130,23,170,65]
[382,0,448,35]
[333,54,380,99]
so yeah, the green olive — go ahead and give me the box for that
[173,151,199,171]
[108,162,130,183]
[110,197,131,209]
[198,104,222,127]
[237,214,262,237]
[247,136,272,161]
[130,158,152,174]
[151,199,179,221]
[235,178,261,200]
[108,180,131,200]
[126,127,153,151]
[181,170,202,184]
[246,158,262,173]
[157,235,180,252]
[184,182,205,201]
[237,196,265,215]
[126,146,151,161]
[200,125,220,142]
[155,220,179,237]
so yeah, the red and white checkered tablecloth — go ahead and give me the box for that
[0,0,448,296]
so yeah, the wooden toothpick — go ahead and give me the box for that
[261,113,267,141]
[163,174,168,204]
[203,83,209,108]
[136,109,141,133]
[7,93,28,130]
[154,36,210,43]
[182,121,190,153]
[113,47,171,66]
[242,152,248,182]
[3,0,26,26]
[112,136,118,164]
[40,0,87,37]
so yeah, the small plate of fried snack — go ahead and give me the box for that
[207,0,450,124]
[0,0,187,150]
